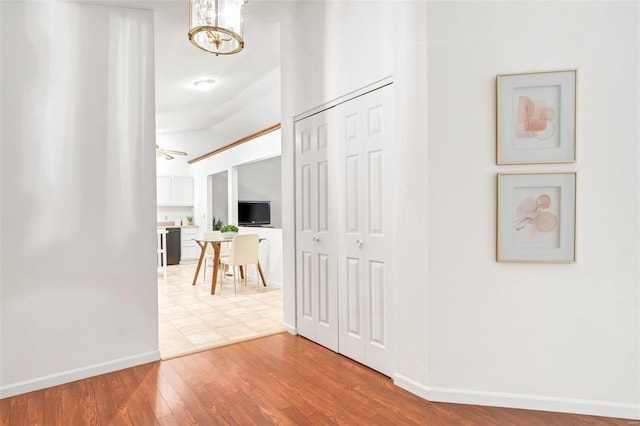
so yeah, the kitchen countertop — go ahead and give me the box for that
[157,221,199,229]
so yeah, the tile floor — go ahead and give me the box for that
[158,261,284,359]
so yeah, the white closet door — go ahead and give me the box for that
[337,85,394,376]
[295,111,339,351]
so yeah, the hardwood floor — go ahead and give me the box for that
[1,333,630,425]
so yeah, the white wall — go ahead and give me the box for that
[425,2,639,419]
[0,1,159,397]
[237,156,282,228]
[211,171,228,226]
[279,0,430,380]
[280,0,639,420]
[206,68,282,143]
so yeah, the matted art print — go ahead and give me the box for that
[497,172,576,263]
[497,69,577,164]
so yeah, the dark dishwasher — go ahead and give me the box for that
[164,227,181,265]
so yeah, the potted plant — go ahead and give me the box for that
[185,216,193,225]
[220,224,238,238]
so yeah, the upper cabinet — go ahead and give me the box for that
[171,176,194,206]
[157,175,194,206]
[157,176,172,206]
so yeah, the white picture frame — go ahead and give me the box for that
[497,172,576,263]
[497,69,577,165]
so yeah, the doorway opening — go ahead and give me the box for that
[157,153,285,360]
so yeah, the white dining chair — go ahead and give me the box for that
[219,234,260,295]
[203,230,230,283]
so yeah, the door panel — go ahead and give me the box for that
[344,256,363,363]
[345,113,359,142]
[295,112,338,351]
[347,258,361,336]
[369,260,385,345]
[346,155,360,234]
[301,251,313,319]
[368,150,384,235]
[301,129,312,153]
[300,165,312,232]
[337,84,394,376]
[318,161,329,233]
[318,254,330,324]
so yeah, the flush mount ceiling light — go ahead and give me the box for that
[193,78,216,90]
[188,0,247,56]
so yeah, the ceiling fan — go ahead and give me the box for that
[156,145,187,160]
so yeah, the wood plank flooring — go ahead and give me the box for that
[0,333,631,425]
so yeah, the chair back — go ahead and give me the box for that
[203,231,229,257]
[228,234,259,266]
[213,230,231,256]
[203,231,226,256]
[203,231,216,256]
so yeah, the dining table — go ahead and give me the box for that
[192,236,267,295]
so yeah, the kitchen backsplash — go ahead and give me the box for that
[157,206,194,225]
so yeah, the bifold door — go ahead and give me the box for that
[295,83,394,375]
[335,84,394,376]
[294,110,339,352]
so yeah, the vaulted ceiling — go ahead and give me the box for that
[102,0,282,141]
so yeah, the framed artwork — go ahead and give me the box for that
[497,172,576,263]
[497,69,577,164]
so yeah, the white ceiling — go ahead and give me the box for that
[97,0,282,136]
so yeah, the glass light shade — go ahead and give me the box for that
[188,0,247,56]
[193,78,216,89]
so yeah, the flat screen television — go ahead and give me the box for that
[238,201,271,226]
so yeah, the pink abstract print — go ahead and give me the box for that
[514,193,558,240]
[516,96,556,140]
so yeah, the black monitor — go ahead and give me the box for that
[238,201,270,226]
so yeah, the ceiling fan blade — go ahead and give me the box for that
[155,144,186,160]
[162,149,187,156]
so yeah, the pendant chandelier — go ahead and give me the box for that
[188,0,247,56]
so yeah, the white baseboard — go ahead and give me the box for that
[243,272,282,288]
[394,374,640,421]
[282,322,297,335]
[0,350,161,399]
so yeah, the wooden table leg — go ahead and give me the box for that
[192,241,207,286]
[257,262,267,287]
[239,265,245,279]
[210,243,221,295]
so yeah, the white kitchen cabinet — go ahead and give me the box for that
[156,175,194,206]
[180,226,199,262]
[156,176,172,206]
[172,176,194,206]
